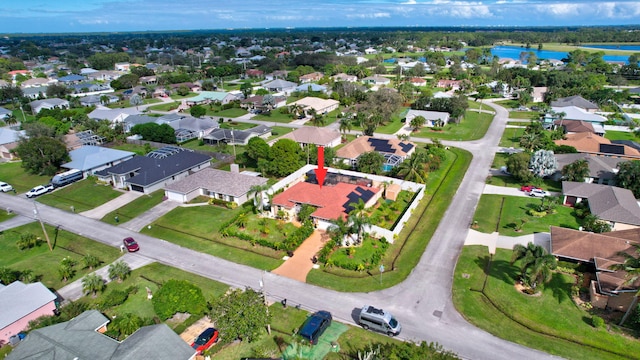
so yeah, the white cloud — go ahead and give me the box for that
[346,12,392,19]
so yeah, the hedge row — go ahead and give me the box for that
[223,219,315,252]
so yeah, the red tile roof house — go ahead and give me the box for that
[436,79,462,90]
[409,77,427,87]
[299,72,324,83]
[0,281,57,344]
[551,226,640,312]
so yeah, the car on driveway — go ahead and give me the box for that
[122,237,139,252]
[520,185,541,192]
[299,310,332,345]
[191,327,219,355]
[0,181,14,192]
[526,189,549,197]
[26,184,53,198]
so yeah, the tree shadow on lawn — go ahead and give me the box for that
[547,272,573,305]
[473,257,518,286]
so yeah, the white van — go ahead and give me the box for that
[358,305,401,336]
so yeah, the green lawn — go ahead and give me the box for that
[509,111,539,120]
[37,179,123,213]
[453,246,640,360]
[375,118,405,135]
[492,153,509,169]
[100,190,165,225]
[605,131,638,141]
[220,121,258,131]
[140,205,284,270]
[472,194,581,236]
[110,143,149,155]
[266,126,295,141]
[0,162,52,193]
[486,175,562,192]
[147,102,179,112]
[253,111,294,123]
[307,147,472,291]
[210,107,248,118]
[413,111,493,141]
[0,222,121,290]
[499,127,525,148]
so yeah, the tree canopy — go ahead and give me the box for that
[152,280,207,320]
[615,160,640,198]
[209,288,270,343]
[130,123,176,144]
[268,139,303,177]
[14,135,69,176]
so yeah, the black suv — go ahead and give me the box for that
[299,310,332,345]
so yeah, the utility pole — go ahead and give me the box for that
[33,202,52,251]
[260,271,271,335]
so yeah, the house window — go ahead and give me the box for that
[218,194,224,200]
[228,196,234,202]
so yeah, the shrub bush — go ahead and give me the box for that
[592,315,605,329]
[99,289,130,310]
[152,280,207,320]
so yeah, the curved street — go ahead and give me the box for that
[0,100,562,360]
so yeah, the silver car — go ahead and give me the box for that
[527,189,548,198]
[0,181,14,192]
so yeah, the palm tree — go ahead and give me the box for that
[4,113,18,126]
[289,104,305,119]
[510,242,557,290]
[0,267,17,285]
[339,117,352,138]
[108,260,131,283]
[236,212,249,229]
[609,244,640,325]
[561,159,590,182]
[396,152,428,183]
[19,269,36,283]
[81,273,105,297]
[82,254,101,270]
[327,216,352,243]
[100,95,109,105]
[308,108,325,127]
[248,184,271,213]
[348,199,371,243]
[111,313,143,338]
[59,257,77,282]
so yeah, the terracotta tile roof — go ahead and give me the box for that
[562,181,640,226]
[272,181,379,221]
[553,119,594,133]
[336,136,415,160]
[555,132,640,157]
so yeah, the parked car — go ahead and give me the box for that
[0,181,14,192]
[520,185,542,192]
[299,310,332,345]
[191,327,219,355]
[122,237,140,252]
[527,189,549,197]
[26,184,53,198]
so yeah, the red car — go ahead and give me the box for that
[122,237,139,252]
[520,185,541,192]
[191,327,219,354]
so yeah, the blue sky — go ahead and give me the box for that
[1,0,640,33]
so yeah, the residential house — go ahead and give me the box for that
[89,108,140,124]
[57,74,85,84]
[68,82,112,95]
[184,91,235,106]
[551,95,599,113]
[265,70,289,80]
[29,98,69,114]
[156,113,219,141]
[280,127,341,148]
[299,72,324,83]
[332,73,357,82]
[79,94,119,107]
[554,132,640,159]
[61,145,135,177]
[20,78,55,88]
[295,83,327,93]
[290,97,339,115]
[553,153,626,185]
[550,106,607,125]
[409,77,427,87]
[7,70,31,80]
[0,128,25,160]
[121,114,158,132]
[0,281,57,345]
[63,130,106,150]
[263,79,298,95]
[550,226,640,312]
[165,167,268,205]
[95,147,211,194]
[553,119,599,135]
[336,136,416,169]
[114,62,131,71]
[22,86,48,100]
[86,70,122,82]
[139,75,158,85]
[405,109,450,127]
[241,95,287,111]
[7,310,195,360]
[361,75,390,86]
[364,47,377,54]
[436,79,462,90]
[245,69,264,78]
[532,87,548,103]
[562,181,640,230]
[203,125,271,146]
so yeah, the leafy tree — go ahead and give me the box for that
[81,273,105,297]
[110,313,144,339]
[129,94,143,109]
[210,288,270,343]
[510,242,557,290]
[152,280,207,320]
[240,81,253,98]
[506,152,533,182]
[360,88,403,126]
[14,136,69,176]
[245,137,270,164]
[45,83,70,98]
[357,151,385,174]
[582,214,612,233]
[308,144,336,167]
[130,122,176,143]
[268,139,303,177]
[562,159,589,182]
[0,267,18,285]
[615,160,640,198]
[396,152,428,183]
[529,149,557,178]
[108,260,131,283]
[176,85,190,96]
[131,66,155,77]
[190,104,207,118]
[409,115,426,132]
[111,74,140,90]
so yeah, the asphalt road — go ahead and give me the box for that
[0,100,562,360]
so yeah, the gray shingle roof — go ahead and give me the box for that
[0,281,57,330]
[562,181,640,225]
[554,153,626,181]
[551,95,599,110]
[61,146,135,172]
[165,167,267,196]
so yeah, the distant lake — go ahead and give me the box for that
[581,44,640,51]
[490,46,633,64]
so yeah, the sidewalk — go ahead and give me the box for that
[80,191,144,219]
[464,229,550,254]
[120,199,181,232]
[56,252,154,303]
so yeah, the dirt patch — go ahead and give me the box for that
[514,282,542,297]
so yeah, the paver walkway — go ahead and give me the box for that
[271,230,327,282]
[80,191,144,219]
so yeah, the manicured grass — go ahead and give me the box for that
[472,194,581,236]
[210,107,248,118]
[147,102,179,112]
[109,143,149,155]
[509,111,539,120]
[492,153,509,169]
[0,222,121,290]
[605,130,638,141]
[486,175,562,192]
[499,127,525,148]
[306,147,472,291]
[507,121,529,126]
[220,121,258,130]
[0,161,52,193]
[37,179,123,213]
[170,92,198,100]
[494,99,520,109]
[253,111,294,123]
[453,246,640,360]
[266,126,294,141]
[375,118,405,134]
[100,190,165,225]
[413,111,493,141]
[0,211,16,222]
[140,206,284,270]
[231,217,299,246]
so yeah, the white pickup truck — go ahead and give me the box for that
[26,184,54,198]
